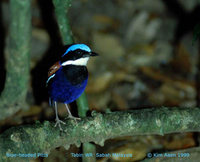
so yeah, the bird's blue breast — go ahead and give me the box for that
[48,67,88,103]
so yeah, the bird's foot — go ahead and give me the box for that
[68,115,81,120]
[67,115,81,124]
[54,118,66,131]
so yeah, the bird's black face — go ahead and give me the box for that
[60,49,99,66]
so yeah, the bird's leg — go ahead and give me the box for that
[65,104,81,120]
[54,101,66,131]
[49,97,52,106]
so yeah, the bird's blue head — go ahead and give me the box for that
[60,44,98,66]
[62,44,91,57]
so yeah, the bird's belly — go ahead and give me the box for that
[48,72,88,103]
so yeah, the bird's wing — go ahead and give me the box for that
[46,73,56,86]
[46,61,61,86]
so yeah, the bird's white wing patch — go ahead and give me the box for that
[46,74,55,85]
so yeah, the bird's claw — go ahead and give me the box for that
[68,115,81,120]
[67,115,81,124]
[54,118,66,131]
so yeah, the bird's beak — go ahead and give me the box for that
[90,52,99,57]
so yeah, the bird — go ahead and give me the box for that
[46,44,98,130]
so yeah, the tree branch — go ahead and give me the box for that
[0,107,200,161]
[0,0,31,120]
[52,0,73,44]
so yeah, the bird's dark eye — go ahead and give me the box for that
[76,50,82,54]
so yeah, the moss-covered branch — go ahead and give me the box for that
[0,0,31,120]
[0,107,200,161]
